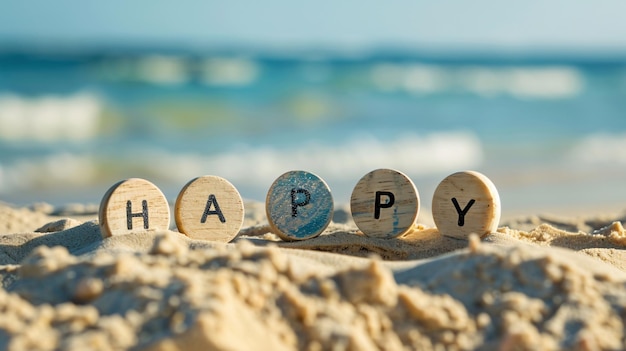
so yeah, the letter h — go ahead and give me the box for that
[127,200,149,230]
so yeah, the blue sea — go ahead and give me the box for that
[1,48,626,213]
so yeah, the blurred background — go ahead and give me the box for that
[1,0,626,215]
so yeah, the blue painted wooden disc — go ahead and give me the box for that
[266,170,333,241]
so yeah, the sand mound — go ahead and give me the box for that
[0,202,626,350]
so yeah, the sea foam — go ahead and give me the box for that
[0,93,102,142]
[371,63,584,99]
[143,131,483,187]
[0,132,482,197]
[569,133,626,165]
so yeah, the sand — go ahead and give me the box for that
[0,201,626,350]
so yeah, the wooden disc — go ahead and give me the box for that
[350,168,419,238]
[266,170,333,241]
[175,175,244,242]
[432,171,500,239]
[99,178,170,237]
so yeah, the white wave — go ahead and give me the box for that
[0,153,97,193]
[136,55,189,85]
[0,93,102,142]
[142,131,483,188]
[404,64,448,94]
[569,133,626,165]
[200,57,260,86]
[456,66,502,97]
[0,132,482,196]
[370,63,584,99]
[503,67,583,99]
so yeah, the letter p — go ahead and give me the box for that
[374,191,395,219]
[291,188,311,217]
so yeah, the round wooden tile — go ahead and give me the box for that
[350,168,420,238]
[99,178,170,237]
[432,171,500,239]
[266,170,333,241]
[175,175,244,242]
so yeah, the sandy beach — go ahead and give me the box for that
[3,1,626,350]
[0,200,624,350]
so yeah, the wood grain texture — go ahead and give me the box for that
[175,175,244,242]
[265,170,333,241]
[99,178,170,237]
[350,168,419,239]
[432,171,501,239]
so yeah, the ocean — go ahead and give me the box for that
[1,48,626,214]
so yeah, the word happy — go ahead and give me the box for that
[99,169,501,242]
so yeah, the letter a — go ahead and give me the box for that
[201,194,226,223]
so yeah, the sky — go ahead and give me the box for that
[1,0,626,53]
